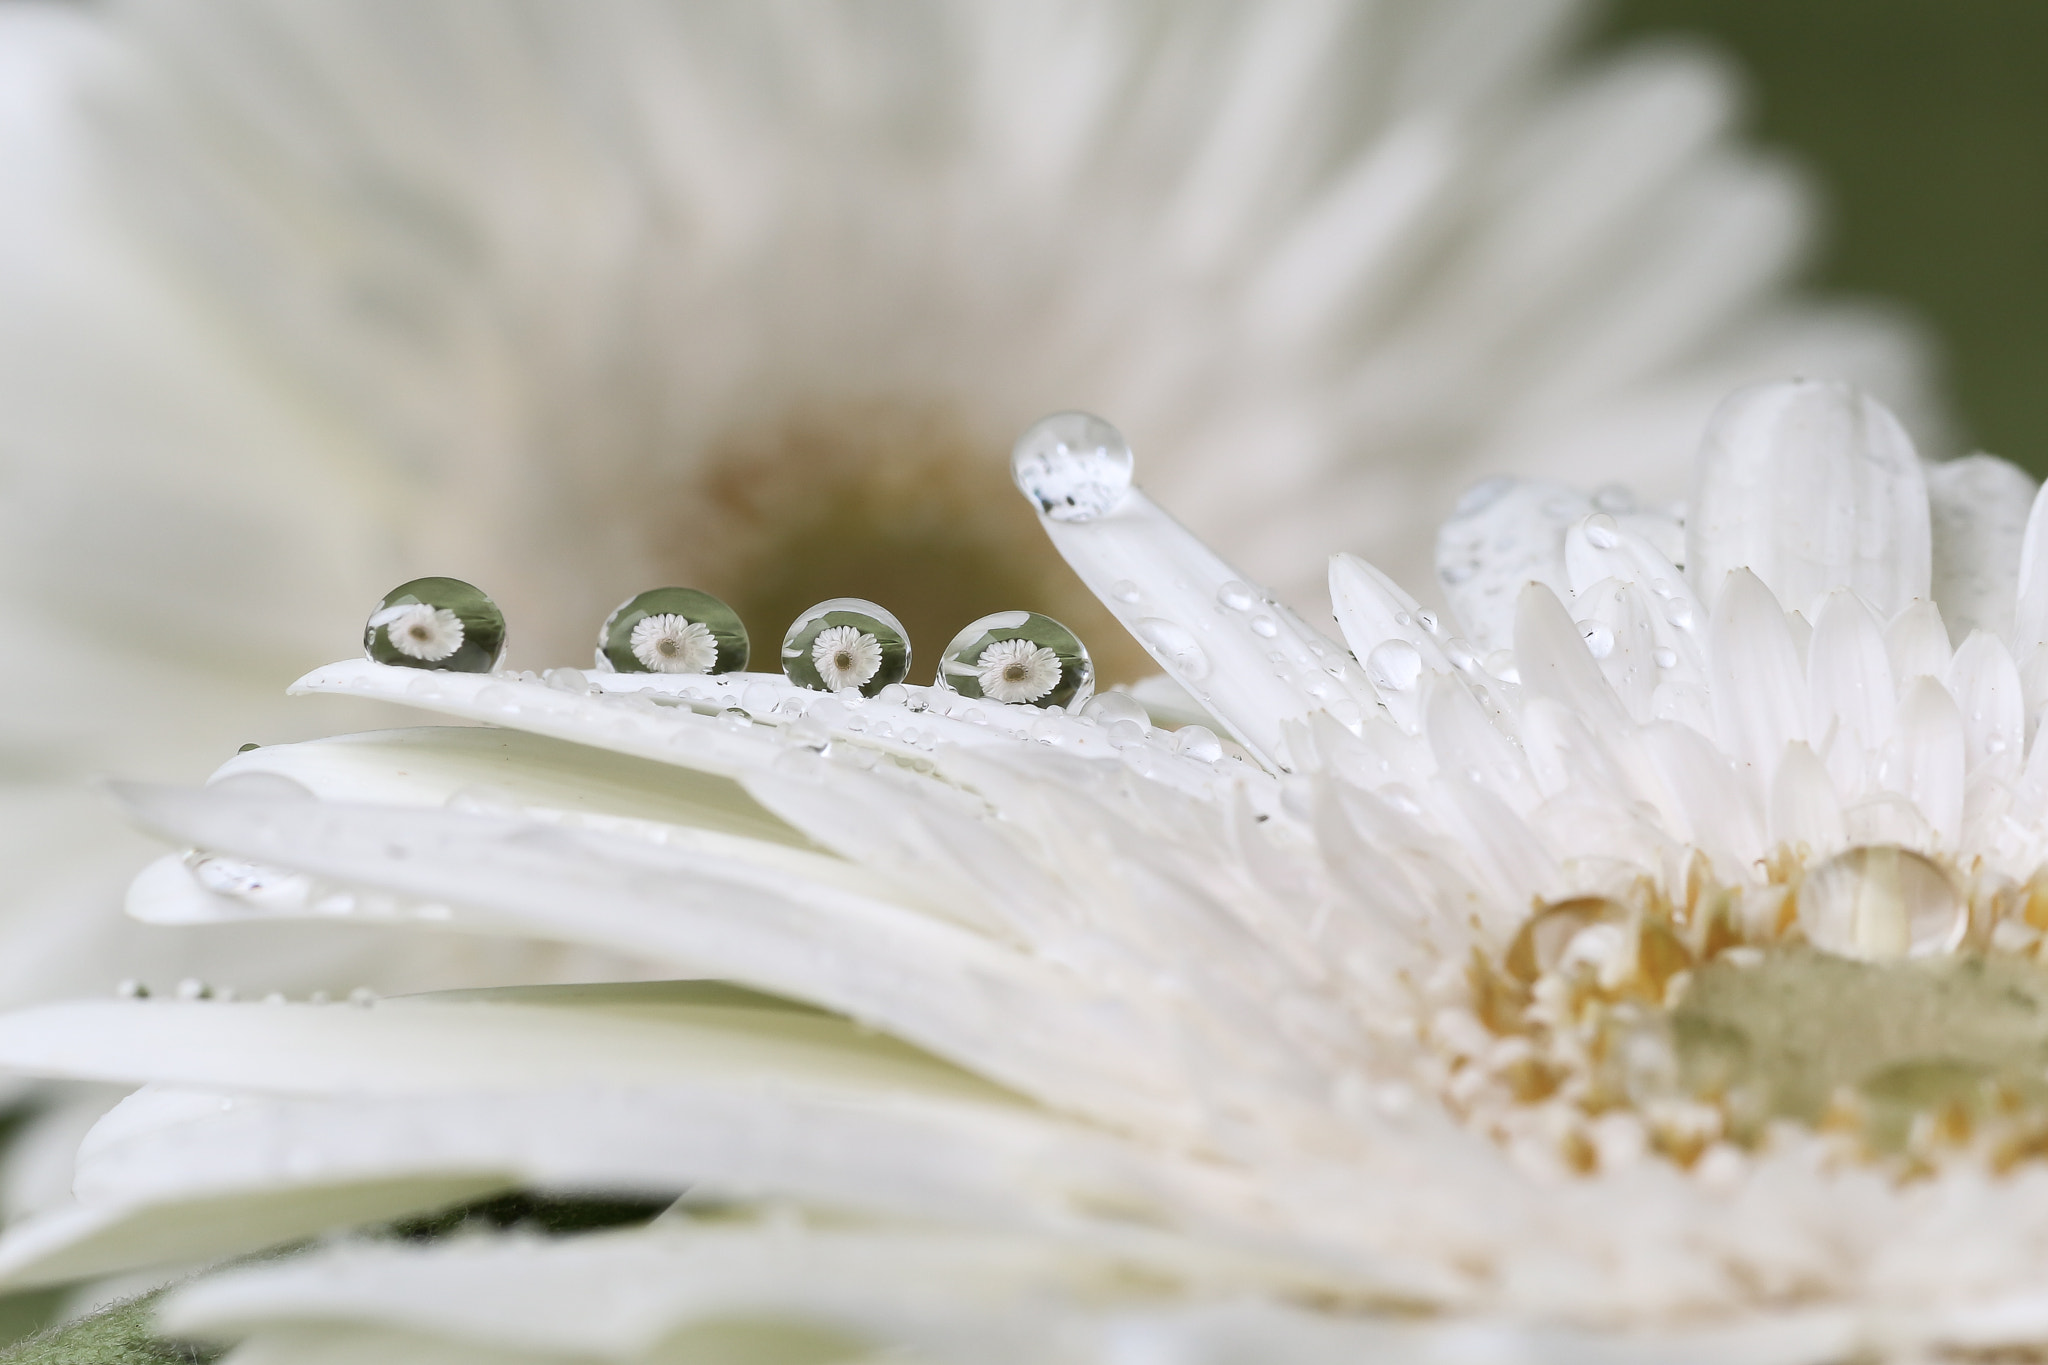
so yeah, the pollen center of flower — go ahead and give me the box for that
[1451,848,2048,1175]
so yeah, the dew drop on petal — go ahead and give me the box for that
[1135,619,1211,681]
[1582,513,1621,550]
[597,588,749,674]
[1010,411,1134,522]
[1798,845,1965,961]
[1217,581,1257,611]
[1249,615,1279,638]
[780,598,910,697]
[1485,649,1521,683]
[1112,579,1144,604]
[1080,691,1149,727]
[1415,611,1439,635]
[365,577,506,673]
[936,611,1094,709]
[1366,640,1424,692]
[1173,725,1223,762]
[1580,622,1615,659]
[1653,647,1679,669]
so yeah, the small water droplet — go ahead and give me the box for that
[1217,581,1256,611]
[875,683,910,707]
[1173,725,1223,762]
[1249,615,1279,638]
[1366,641,1424,692]
[1664,601,1694,630]
[1580,622,1615,659]
[1988,734,2009,755]
[780,598,910,697]
[1112,579,1144,604]
[1582,513,1621,550]
[1106,719,1147,748]
[1415,610,1438,635]
[597,587,749,675]
[543,667,591,695]
[936,611,1095,709]
[1653,647,1679,669]
[1444,637,1481,672]
[1484,649,1521,684]
[1134,618,1211,681]
[365,577,507,673]
[1010,412,1135,522]
[1081,691,1149,727]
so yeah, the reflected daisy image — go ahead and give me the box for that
[1,386,2044,1360]
[0,0,1935,1014]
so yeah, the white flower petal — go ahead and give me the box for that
[1707,568,1808,792]
[1035,488,1375,771]
[1687,379,1930,619]
[1435,478,1586,655]
[1927,453,2036,645]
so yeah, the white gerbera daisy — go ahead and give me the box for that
[371,603,464,663]
[627,614,716,674]
[0,1,1939,1062]
[811,625,882,693]
[5,385,2048,1362]
[973,638,1064,705]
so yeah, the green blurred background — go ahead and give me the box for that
[1595,0,2048,472]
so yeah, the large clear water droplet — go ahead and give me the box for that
[1010,412,1134,522]
[1580,621,1615,659]
[1080,691,1149,727]
[780,598,910,697]
[1173,725,1223,762]
[1582,513,1621,549]
[1135,618,1211,681]
[365,577,506,673]
[1799,845,1965,961]
[935,611,1094,710]
[597,587,749,675]
[1366,640,1423,692]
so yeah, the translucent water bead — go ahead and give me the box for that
[597,588,749,674]
[936,611,1093,710]
[781,598,911,697]
[1010,412,1134,523]
[364,577,506,673]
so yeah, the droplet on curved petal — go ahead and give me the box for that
[1009,412,1133,523]
[1017,419,1375,772]
[1687,379,1931,619]
[780,599,910,697]
[363,578,506,673]
[935,612,1092,711]
[1928,453,2035,646]
[597,588,749,675]
[1798,844,1964,961]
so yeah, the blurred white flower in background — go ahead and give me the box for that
[0,0,1935,1007]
